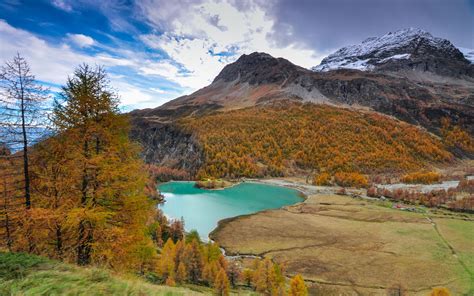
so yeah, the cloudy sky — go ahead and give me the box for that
[1,0,472,110]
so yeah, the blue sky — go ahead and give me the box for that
[0,0,472,110]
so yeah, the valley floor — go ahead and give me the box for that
[210,185,474,295]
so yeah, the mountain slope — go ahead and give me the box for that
[130,29,473,176]
[180,102,452,178]
[312,28,473,78]
[132,49,474,134]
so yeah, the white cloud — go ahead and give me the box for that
[112,80,153,105]
[138,60,180,77]
[137,0,324,92]
[1,1,327,109]
[67,33,95,47]
[0,20,165,109]
[0,20,128,84]
[51,0,73,12]
[150,87,166,94]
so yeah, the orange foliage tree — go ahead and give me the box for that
[31,64,156,270]
[289,274,308,296]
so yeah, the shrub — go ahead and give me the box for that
[457,178,474,194]
[334,172,368,188]
[401,171,441,184]
[429,287,451,296]
[367,186,378,197]
[313,173,331,186]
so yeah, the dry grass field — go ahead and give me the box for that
[211,194,474,295]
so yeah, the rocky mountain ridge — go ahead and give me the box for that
[312,28,473,78]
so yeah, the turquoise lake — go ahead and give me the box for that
[158,181,303,239]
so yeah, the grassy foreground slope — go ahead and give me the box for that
[0,252,205,296]
[181,102,452,179]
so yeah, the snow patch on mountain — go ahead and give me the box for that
[378,53,411,63]
[313,58,373,72]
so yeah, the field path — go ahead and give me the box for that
[426,215,473,281]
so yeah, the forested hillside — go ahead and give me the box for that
[181,102,453,179]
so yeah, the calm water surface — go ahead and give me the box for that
[158,181,303,239]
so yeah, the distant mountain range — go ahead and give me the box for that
[130,28,474,174]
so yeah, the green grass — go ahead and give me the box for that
[0,252,203,296]
[433,218,474,276]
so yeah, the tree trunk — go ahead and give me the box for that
[55,222,63,259]
[77,139,93,265]
[18,59,31,209]
[3,178,12,251]
[17,60,35,254]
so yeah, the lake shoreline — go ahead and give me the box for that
[158,180,305,241]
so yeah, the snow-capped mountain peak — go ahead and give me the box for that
[312,28,470,73]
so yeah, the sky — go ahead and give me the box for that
[0,0,473,110]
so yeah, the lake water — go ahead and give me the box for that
[158,181,303,240]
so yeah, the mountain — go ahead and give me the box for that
[132,50,474,133]
[130,29,473,176]
[312,28,473,78]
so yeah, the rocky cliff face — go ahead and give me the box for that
[312,70,474,133]
[129,115,202,173]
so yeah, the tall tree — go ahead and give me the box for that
[0,53,47,209]
[0,54,47,253]
[52,64,154,266]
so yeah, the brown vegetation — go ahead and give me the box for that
[374,179,474,211]
[441,117,474,153]
[148,165,190,182]
[181,103,452,179]
[401,171,441,184]
[334,172,369,188]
